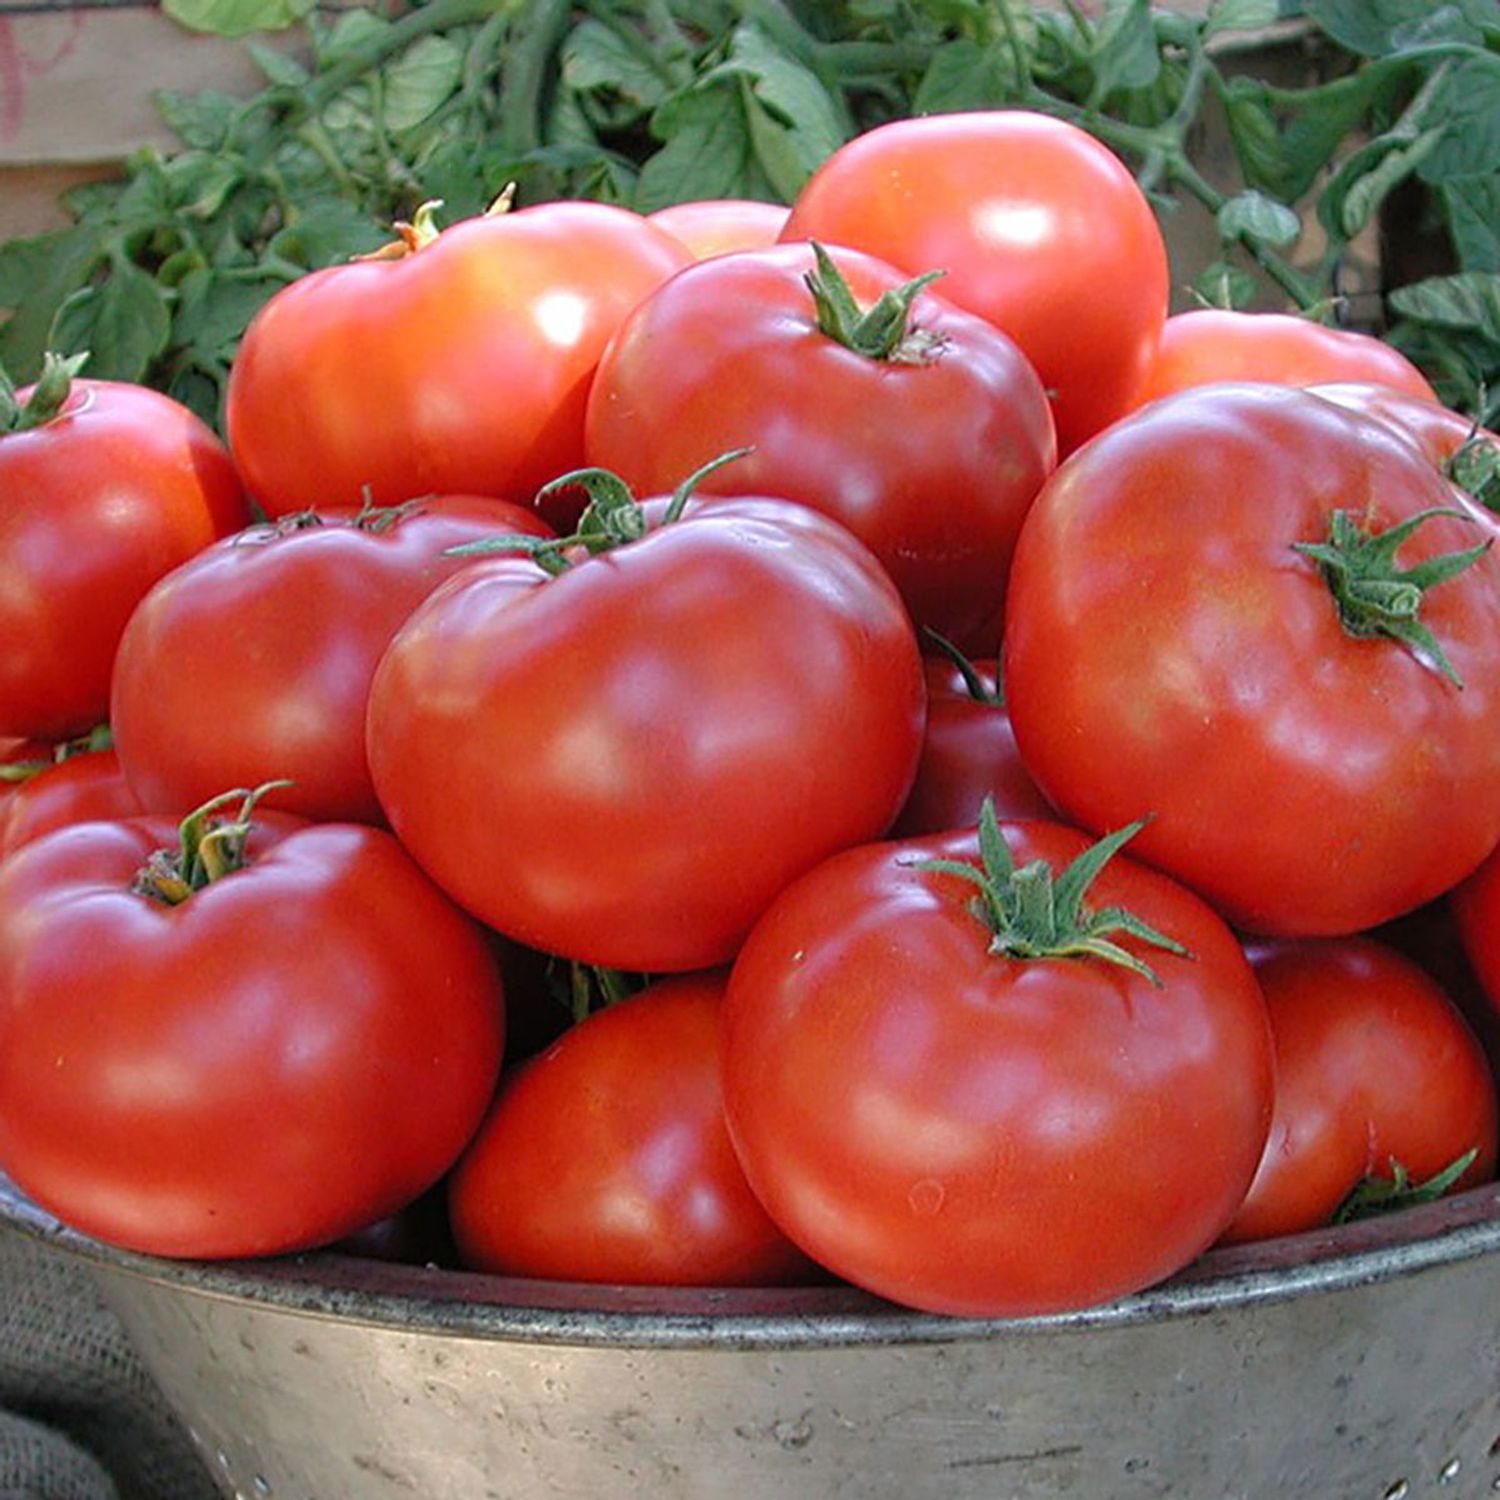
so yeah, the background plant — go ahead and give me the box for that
[1,0,1496,428]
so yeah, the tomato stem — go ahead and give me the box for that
[1332,1147,1479,1224]
[803,243,946,364]
[133,780,291,907]
[0,351,89,435]
[909,799,1189,987]
[1445,427,1500,514]
[921,629,1003,706]
[1292,506,1490,688]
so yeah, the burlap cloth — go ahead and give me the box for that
[0,1232,216,1500]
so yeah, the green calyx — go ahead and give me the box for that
[922,628,1003,707]
[1445,430,1500,515]
[546,961,650,1027]
[0,351,89,435]
[1292,506,1490,689]
[1332,1148,1479,1226]
[0,724,113,785]
[803,242,946,365]
[133,780,290,907]
[444,449,752,574]
[911,798,1190,988]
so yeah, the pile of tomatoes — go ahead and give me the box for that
[2,109,1498,1320]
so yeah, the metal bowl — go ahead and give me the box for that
[4,1174,1500,1500]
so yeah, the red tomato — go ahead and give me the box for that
[1137,311,1437,407]
[0,748,139,859]
[781,110,1169,453]
[111,498,552,824]
[1220,938,1496,1245]
[586,243,1055,643]
[226,203,692,515]
[1451,844,1500,1023]
[1004,384,1500,936]
[647,199,790,259]
[0,375,247,740]
[0,738,50,817]
[450,973,815,1285]
[367,495,925,972]
[0,806,505,1258]
[721,818,1274,1316]
[892,657,1051,837]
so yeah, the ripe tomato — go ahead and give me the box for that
[721,816,1274,1317]
[449,973,815,1286]
[891,655,1051,837]
[585,243,1055,644]
[781,110,1169,453]
[1451,844,1500,1024]
[1136,311,1437,407]
[367,495,925,972]
[111,497,551,825]
[1004,384,1500,936]
[647,199,790,259]
[1220,937,1496,1245]
[0,800,505,1258]
[226,202,692,515]
[0,369,246,740]
[0,748,139,859]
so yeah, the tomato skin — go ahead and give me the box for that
[647,199,790,259]
[367,497,925,972]
[0,815,505,1259]
[781,111,1168,453]
[1311,381,1495,474]
[1004,384,1500,936]
[0,749,139,859]
[721,821,1274,1317]
[1220,938,1497,1245]
[1137,311,1437,407]
[585,243,1055,644]
[0,381,247,740]
[111,497,552,825]
[450,973,815,1285]
[226,203,693,515]
[891,659,1051,837]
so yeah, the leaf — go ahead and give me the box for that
[163,0,313,39]
[1195,260,1258,310]
[1389,273,1500,345]
[636,83,770,213]
[49,261,172,383]
[153,89,238,150]
[561,17,670,112]
[383,34,465,133]
[163,150,245,219]
[722,23,849,193]
[1444,176,1500,272]
[1304,0,1489,56]
[174,270,284,360]
[320,8,391,63]
[1337,127,1444,237]
[1204,0,1281,36]
[913,39,1020,114]
[0,226,108,381]
[269,198,389,268]
[1217,190,1301,247]
[1091,0,1160,102]
[1417,58,1500,184]
[247,39,310,87]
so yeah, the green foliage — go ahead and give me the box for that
[7,0,1500,428]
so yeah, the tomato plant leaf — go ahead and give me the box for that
[913,40,1020,114]
[1391,272,1500,344]
[636,84,772,212]
[1304,0,1490,57]
[268,198,388,269]
[1195,260,1259,309]
[1217,189,1302,247]
[1443,177,1500,272]
[561,16,672,113]
[0,226,107,382]
[50,260,172,384]
[246,39,310,87]
[164,0,313,38]
[153,89,239,151]
[383,34,465,133]
[1090,0,1160,103]
[1416,58,1500,184]
[1204,0,1282,37]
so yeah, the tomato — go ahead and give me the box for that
[0,748,139,859]
[367,494,925,972]
[226,202,692,515]
[1220,938,1496,1245]
[891,655,1051,837]
[1136,311,1437,407]
[721,815,1274,1316]
[781,110,1169,453]
[585,243,1054,644]
[1004,384,1500,936]
[111,497,551,825]
[1450,842,1500,1023]
[0,798,505,1258]
[0,369,247,740]
[647,199,790,259]
[449,973,815,1286]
